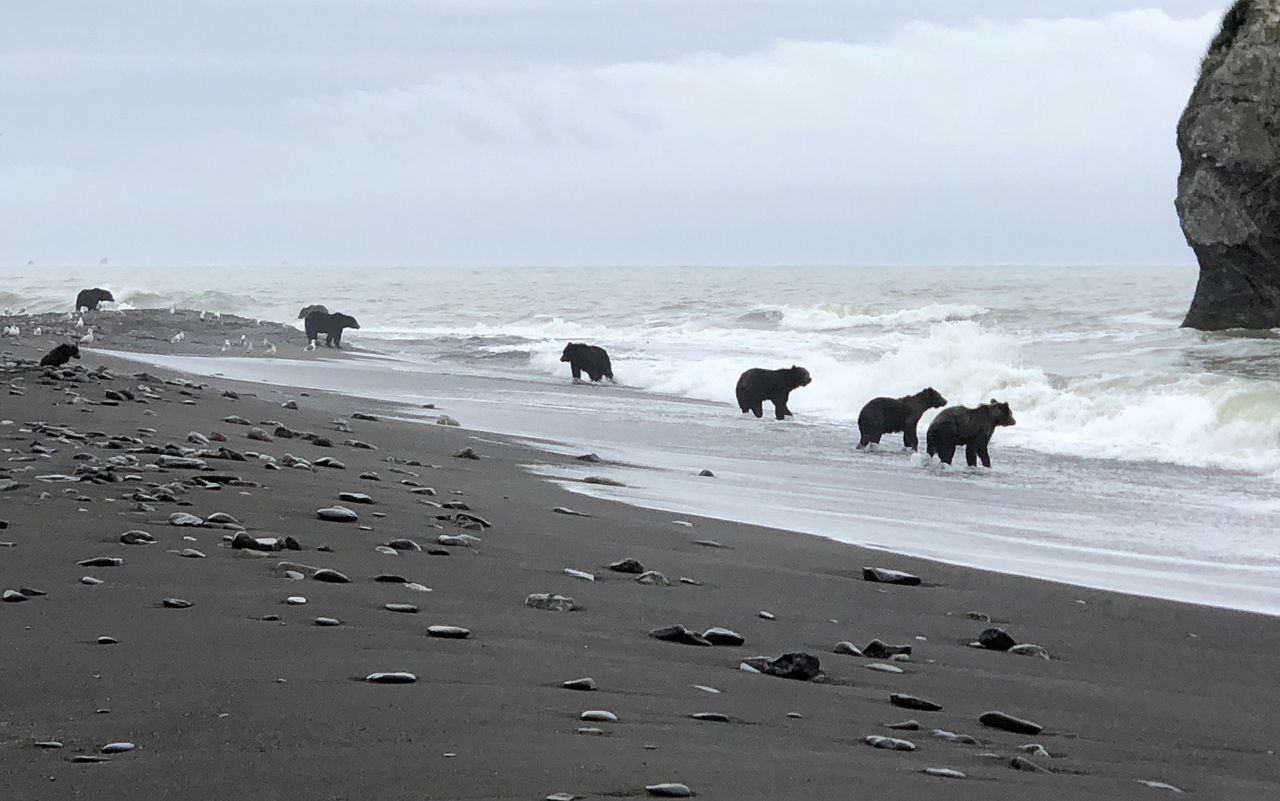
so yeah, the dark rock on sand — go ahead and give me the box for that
[1010,756,1051,773]
[372,574,408,583]
[1009,643,1051,660]
[690,712,730,722]
[120,530,156,545]
[3,589,29,602]
[648,625,712,647]
[77,557,123,567]
[980,711,1044,735]
[645,784,693,798]
[168,512,204,527]
[386,539,421,552]
[384,603,419,613]
[923,768,967,779]
[978,627,1017,651]
[337,492,374,504]
[884,720,920,731]
[863,639,912,659]
[453,448,480,460]
[862,566,921,585]
[890,693,942,712]
[162,598,193,608]
[833,641,864,656]
[427,625,471,639]
[101,742,135,754]
[745,652,822,681]
[312,569,350,583]
[315,617,342,627]
[526,593,577,612]
[698,469,715,477]
[1176,0,1280,330]
[563,677,597,691]
[864,736,917,751]
[608,557,645,574]
[702,627,745,646]
[636,571,670,586]
[366,672,417,684]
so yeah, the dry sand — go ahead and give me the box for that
[1,313,1278,800]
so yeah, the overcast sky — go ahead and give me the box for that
[0,1,1230,267]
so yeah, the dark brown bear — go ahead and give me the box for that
[735,365,811,420]
[926,399,1016,467]
[297,304,329,320]
[74,288,114,312]
[39,343,81,367]
[856,387,947,450]
[304,311,360,349]
[560,343,613,383]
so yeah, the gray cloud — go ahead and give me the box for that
[0,2,1229,266]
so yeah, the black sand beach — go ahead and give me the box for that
[2,313,1278,800]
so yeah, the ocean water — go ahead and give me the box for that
[7,263,1280,612]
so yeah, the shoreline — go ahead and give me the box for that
[2,313,1279,798]
[90,342,1280,618]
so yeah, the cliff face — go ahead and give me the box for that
[1176,0,1280,330]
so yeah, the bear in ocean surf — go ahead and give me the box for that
[857,387,947,450]
[560,343,614,383]
[304,311,360,349]
[75,288,114,312]
[926,399,1016,467]
[735,365,811,420]
[40,343,81,367]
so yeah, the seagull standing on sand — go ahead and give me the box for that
[199,311,206,321]
[263,338,277,355]
[244,340,253,354]
[171,332,185,344]
[75,315,84,329]
[80,328,95,344]
[169,305,176,314]
[221,339,230,353]
[33,327,42,337]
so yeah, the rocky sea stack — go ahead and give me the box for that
[1176,0,1280,330]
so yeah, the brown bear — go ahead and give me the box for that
[304,311,359,349]
[735,365,811,420]
[40,342,81,367]
[926,399,1016,467]
[857,387,947,450]
[560,343,613,383]
[75,288,114,312]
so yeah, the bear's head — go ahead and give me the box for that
[917,386,947,408]
[65,343,82,360]
[986,399,1016,427]
[789,365,812,388]
[560,343,585,363]
[334,313,360,330]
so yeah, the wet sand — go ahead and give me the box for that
[1,313,1278,800]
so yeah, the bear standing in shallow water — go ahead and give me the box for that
[926,399,1016,467]
[304,311,360,349]
[75,288,114,312]
[857,387,947,450]
[735,365,811,420]
[560,343,614,383]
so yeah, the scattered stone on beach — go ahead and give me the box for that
[862,639,912,659]
[179,548,206,558]
[223,415,250,425]
[743,652,822,681]
[553,506,592,517]
[678,577,702,586]
[384,603,419,613]
[97,636,118,645]
[584,476,624,487]
[72,755,112,763]
[575,453,602,463]
[702,627,745,646]
[690,712,730,723]
[864,736,917,752]
[885,720,920,731]
[862,567,921,586]
[246,427,273,442]
[1010,756,1051,773]
[965,611,992,622]
[162,598,193,608]
[34,741,64,749]
[563,678,597,691]
[386,539,421,552]
[608,557,645,574]
[645,784,693,798]
[923,768,967,780]
[312,569,350,584]
[575,727,608,736]
[1135,780,1185,793]
[366,672,417,684]
[344,438,376,450]
[437,534,477,547]
[314,457,346,470]
[372,574,408,584]
[313,617,342,627]
[580,710,618,722]
[436,415,460,427]
[636,570,670,586]
[697,469,715,477]
[931,729,981,745]
[187,431,210,445]
[285,596,307,605]
[3,589,28,602]
[338,492,375,504]
[890,693,942,712]
[649,625,712,647]
[281,399,298,409]
[564,568,595,581]
[692,539,722,548]
[977,628,1017,652]
[1009,643,1051,660]
[1019,744,1051,758]
[77,557,123,568]
[526,593,576,612]
[980,711,1043,736]
[316,506,359,523]
[168,512,204,527]
[427,625,471,639]
[100,742,135,754]
[452,447,480,460]
[834,641,863,656]
[865,663,904,674]
[758,610,775,620]
[352,412,379,422]
[81,576,104,586]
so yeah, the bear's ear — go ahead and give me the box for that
[989,398,998,405]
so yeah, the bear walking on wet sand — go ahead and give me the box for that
[735,365,812,420]
[75,288,114,312]
[39,343,81,367]
[926,399,1016,467]
[561,343,614,383]
[304,311,360,349]
[857,387,947,451]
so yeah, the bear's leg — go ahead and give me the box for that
[333,330,343,349]
[571,364,583,383]
[976,442,992,468]
[964,444,979,467]
[936,442,956,464]
[588,370,603,382]
[773,395,791,420]
[857,430,869,449]
[903,424,919,451]
[751,402,764,418]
